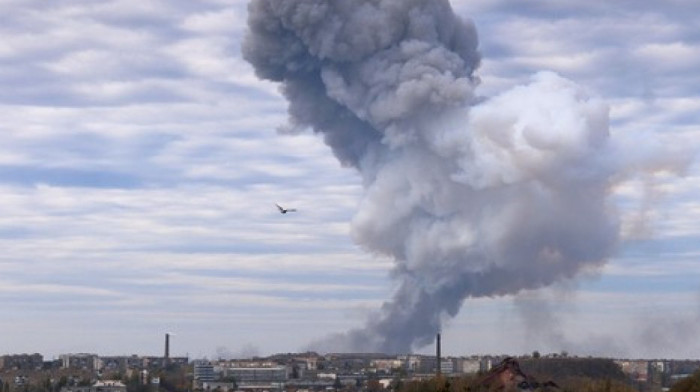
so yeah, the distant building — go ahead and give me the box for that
[371,359,403,373]
[98,357,127,372]
[193,361,216,389]
[93,381,127,392]
[125,355,143,370]
[439,359,454,375]
[222,366,287,391]
[60,386,92,392]
[0,354,43,370]
[97,355,188,372]
[224,366,287,383]
[669,360,700,376]
[14,376,28,386]
[417,356,437,374]
[142,356,167,369]
[61,381,125,392]
[480,357,494,372]
[166,357,189,367]
[316,372,336,381]
[61,354,99,370]
[202,382,236,392]
[457,358,481,374]
[298,355,318,371]
[140,370,150,385]
[615,360,649,382]
[401,355,421,372]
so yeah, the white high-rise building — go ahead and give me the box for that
[193,361,216,388]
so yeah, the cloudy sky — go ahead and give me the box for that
[1,0,699,360]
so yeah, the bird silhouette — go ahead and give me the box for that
[276,203,297,214]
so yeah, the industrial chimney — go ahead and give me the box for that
[436,333,441,376]
[165,333,170,365]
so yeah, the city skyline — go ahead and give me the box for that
[1,0,699,360]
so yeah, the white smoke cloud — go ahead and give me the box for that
[243,0,689,354]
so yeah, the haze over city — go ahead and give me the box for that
[1,0,699,361]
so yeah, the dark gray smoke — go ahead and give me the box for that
[243,0,685,354]
[243,0,479,170]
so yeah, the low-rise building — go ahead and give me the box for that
[202,382,236,392]
[60,386,92,392]
[225,366,287,383]
[93,380,126,392]
[371,359,403,374]
[457,358,481,374]
[61,381,125,392]
[222,366,287,391]
[14,375,28,386]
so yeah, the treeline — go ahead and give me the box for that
[395,375,635,392]
[395,358,636,392]
[669,369,700,392]
[0,365,190,392]
[519,357,628,382]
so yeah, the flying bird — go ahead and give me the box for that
[276,203,297,214]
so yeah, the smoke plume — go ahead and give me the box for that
[243,0,684,353]
[512,289,629,358]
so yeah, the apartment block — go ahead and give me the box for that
[0,354,43,370]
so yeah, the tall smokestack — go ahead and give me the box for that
[436,333,441,377]
[165,333,170,365]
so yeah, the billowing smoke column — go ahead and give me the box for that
[243,0,634,353]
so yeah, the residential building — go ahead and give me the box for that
[0,354,43,370]
[61,354,98,371]
[98,357,127,373]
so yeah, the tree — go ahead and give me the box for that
[367,379,383,392]
[56,376,68,392]
[670,369,700,392]
[160,365,194,392]
[77,377,92,387]
[334,377,342,391]
[43,377,52,392]
[124,372,151,392]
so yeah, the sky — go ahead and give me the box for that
[0,0,699,360]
